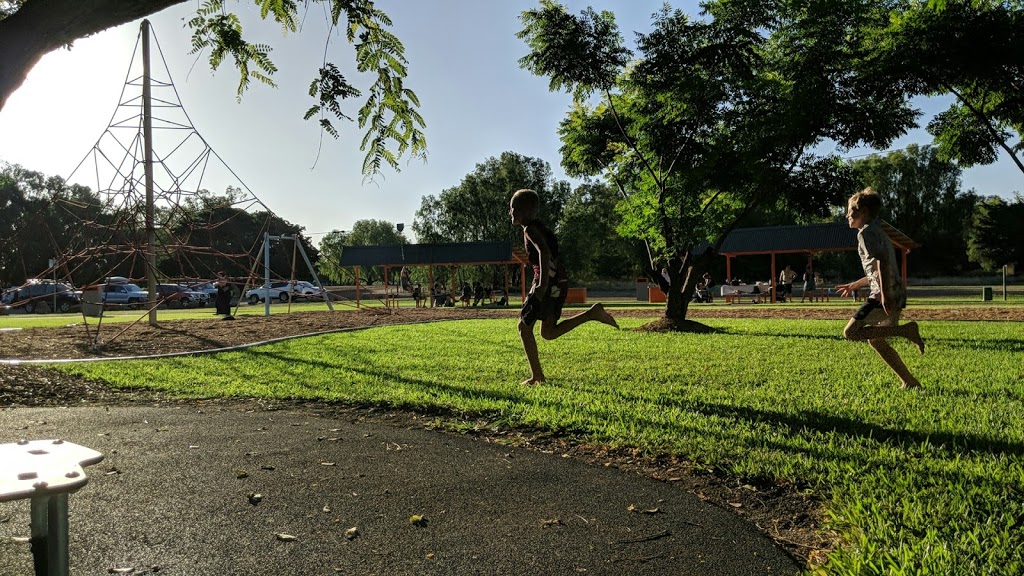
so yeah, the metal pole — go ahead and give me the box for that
[142,20,158,327]
[1004,264,1008,301]
[264,231,271,317]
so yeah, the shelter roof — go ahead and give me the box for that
[710,220,920,256]
[339,241,525,267]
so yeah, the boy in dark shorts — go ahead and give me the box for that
[510,189,618,385]
[835,188,926,389]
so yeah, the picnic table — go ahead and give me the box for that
[720,283,771,304]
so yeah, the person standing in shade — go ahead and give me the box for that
[835,187,925,389]
[510,188,619,386]
[800,264,816,303]
[214,271,233,318]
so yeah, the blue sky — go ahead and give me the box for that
[0,1,1019,247]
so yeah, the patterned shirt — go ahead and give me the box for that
[857,221,905,305]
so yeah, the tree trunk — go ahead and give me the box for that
[0,0,185,112]
[650,249,716,333]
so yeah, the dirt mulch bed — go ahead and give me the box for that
[2,303,1019,567]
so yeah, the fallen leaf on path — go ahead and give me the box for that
[541,518,563,528]
[409,514,428,527]
[235,470,250,479]
[627,504,662,514]
[344,527,359,540]
[275,533,298,542]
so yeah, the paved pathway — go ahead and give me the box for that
[0,405,799,575]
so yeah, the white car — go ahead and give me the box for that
[244,281,323,304]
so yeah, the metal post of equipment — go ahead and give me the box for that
[264,231,271,317]
[142,20,158,327]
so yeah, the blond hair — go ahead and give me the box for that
[848,187,882,220]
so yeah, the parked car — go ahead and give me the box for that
[291,281,327,300]
[185,282,219,302]
[153,284,207,308]
[97,282,150,309]
[2,280,81,313]
[244,281,294,304]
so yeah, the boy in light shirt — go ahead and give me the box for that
[835,188,925,389]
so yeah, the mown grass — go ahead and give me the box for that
[49,316,1024,574]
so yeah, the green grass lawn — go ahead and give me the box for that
[48,316,1024,574]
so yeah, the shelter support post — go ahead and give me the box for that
[770,253,777,303]
[726,256,732,284]
[355,266,361,308]
[901,249,908,286]
[428,266,434,307]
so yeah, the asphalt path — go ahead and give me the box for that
[1,405,799,575]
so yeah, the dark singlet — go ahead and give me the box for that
[524,220,567,291]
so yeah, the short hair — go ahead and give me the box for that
[848,187,882,220]
[511,188,540,216]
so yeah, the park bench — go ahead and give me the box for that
[0,439,104,576]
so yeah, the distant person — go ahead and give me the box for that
[800,265,816,303]
[472,281,485,307]
[510,188,618,386]
[214,271,233,319]
[460,282,472,306]
[433,282,446,307]
[412,283,424,307]
[779,265,796,303]
[400,267,411,293]
[835,187,925,389]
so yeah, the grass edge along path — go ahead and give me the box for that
[51,317,1024,575]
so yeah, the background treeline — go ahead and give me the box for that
[0,163,318,289]
[3,145,1020,290]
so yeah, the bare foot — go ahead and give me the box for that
[521,376,545,386]
[900,379,922,390]
[592,303,619,329]
[905,322,925,354]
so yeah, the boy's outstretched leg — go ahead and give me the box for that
[539,302,618,340]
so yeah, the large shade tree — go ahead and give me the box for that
[0,0,425,176]
[518,1,913,328]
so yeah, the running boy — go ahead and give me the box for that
[510,189,618,385]
[835,187,925,389]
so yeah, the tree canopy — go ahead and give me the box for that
[966,194,1024,271]
[0,0,426,177]
[315,219,406,285]
[861,0,1024,176]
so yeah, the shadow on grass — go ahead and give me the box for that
[648,392,1024,458]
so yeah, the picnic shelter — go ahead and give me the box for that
[711,220,920,303]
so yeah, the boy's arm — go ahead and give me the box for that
[875,254,895,312]
[524,224,551,299]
